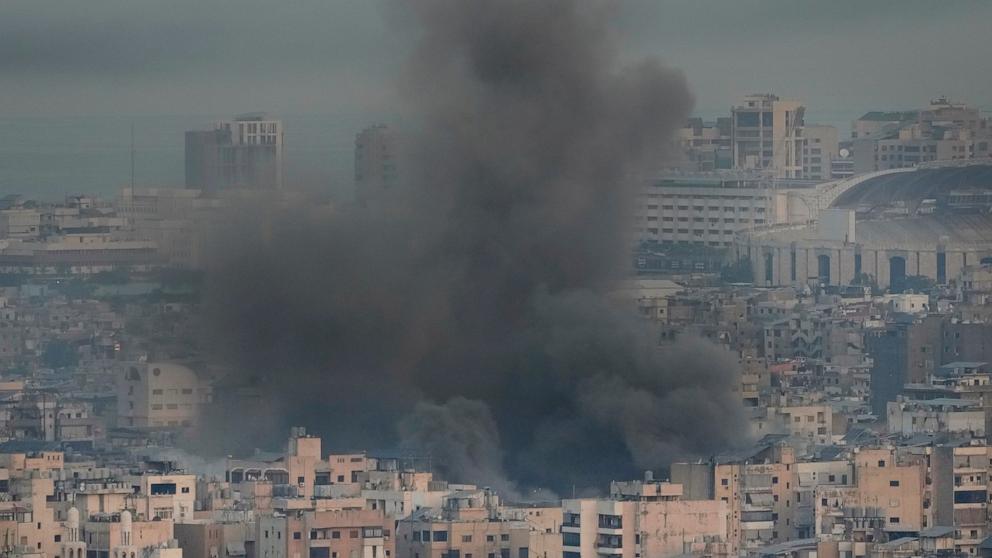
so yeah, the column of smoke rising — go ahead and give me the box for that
[199,0,748,496]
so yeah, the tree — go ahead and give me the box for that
[901,275,936,293]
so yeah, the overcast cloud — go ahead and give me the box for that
[1,0,990,120]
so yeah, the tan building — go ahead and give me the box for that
[398,489,559,558]
[562,480,729,558]
[814,448,925,538]
[257,508,392,558]
[803,125,839,181]
[128,473,197,522]
[117,362,210,429]
[83,511,174,558]
[732,94,806,178]
[778,405,834,444]
[174,521,230,558]
[929,444,992,555]
[633,175,799,248]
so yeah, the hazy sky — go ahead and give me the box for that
[3,0,991,123]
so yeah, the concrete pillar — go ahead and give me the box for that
[805,248,817,284]
[875,250,890,290]
[777,246,790,286]
[918,250,938,283]
[837,247,857,286]
[946,251,966,283]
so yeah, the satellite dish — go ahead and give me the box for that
[839,148,850,158]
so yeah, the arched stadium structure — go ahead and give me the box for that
[733,162,992,290]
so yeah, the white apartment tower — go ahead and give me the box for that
[732,94,806,178]
[185,113,284,191]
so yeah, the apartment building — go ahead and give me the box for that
[814,448,925,538]
[802,125,839,181]
[396,490,542,558]
[850,98,991,174]
[186,114,284,191]
[929,444,992,555]
[562,481,728,558]
[674,117,733,172]
[257,508,393,558]
[732,94,806,178]
[633,176,791,248]
[116,362,211,429]
[127,473,197,522]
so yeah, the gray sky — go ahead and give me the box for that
[2,0,990,123]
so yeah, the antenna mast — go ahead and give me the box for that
[130,122,135,190]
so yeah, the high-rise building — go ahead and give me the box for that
[354,124,397,205]
[849,98,992,174]
[802,124,839,181]
[673,117,733,172]
[185,113,283,191]
[732,94,806,178]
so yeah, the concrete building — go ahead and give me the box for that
[929,444,992,554]
[633,175,817,248]
[354,125,397,206]
[562,480,729,558]
[127,473,197,522]
[850,99,991,174]
[396,489,556,558]
[733,163,992,290]
[802,125,839,181]
[116,362,210,429]
[257,508,392,558]
[674,117,733,172]
[886,398,985,437]
[813,448,925,538]
[0,209,42,239]
[732,94,806,178]
[186,114,284,191]
[82,510,175,558]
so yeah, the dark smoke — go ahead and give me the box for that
[197,0,747,494]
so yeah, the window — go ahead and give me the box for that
[772,476,779,484]
[433,531,448,542]
[889,480,900,487]
[889,517,900,524]
[562,533,580,546]
[721,478,728,486]
[331,531,341,540]
[487,535,496,542]
[878,460,886,467]
[462,536,472,543]
[150,483,177,495]
[500,534,510,542]
[294,532,301,540]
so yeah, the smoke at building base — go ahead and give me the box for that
[195,0,748,495]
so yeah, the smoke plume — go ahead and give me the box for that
[198,0,747,495]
